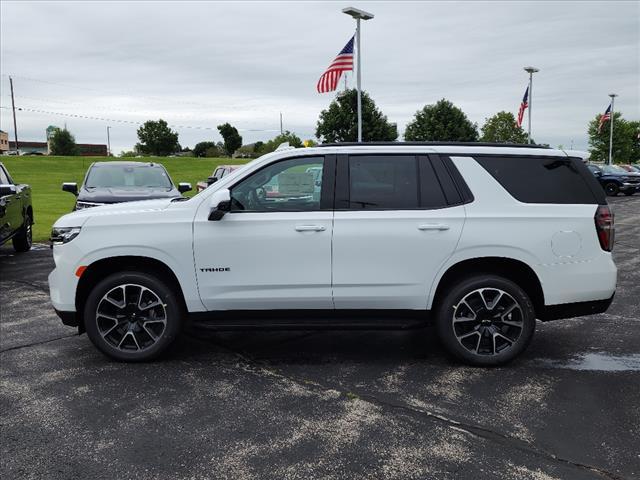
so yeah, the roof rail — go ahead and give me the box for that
[317,141,549,149]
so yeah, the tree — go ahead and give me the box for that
[205,146,222,158]
[193,141,217,157]
[316,89,398,143]
[217,123,243,156]
[587,112,634,163]
[404,99,478,142]
[303,139,318,147]
[480,111,528,144]
[253,141,264,155]
[49,128,79,156]
[259,131,303,154]
[136,119,179,156]
[627,120,640,163]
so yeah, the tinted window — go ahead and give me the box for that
[419,157,449,208]
[231,157,324,212]
[348,156,419,209]
[476,156,601,204]
[86,164,172,188]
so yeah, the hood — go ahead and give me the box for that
[78,186,180,203]
[54,197,177,228]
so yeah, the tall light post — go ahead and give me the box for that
[608,93,618,165]
[106,126,112,156]
[524,66,539,144]
[343,6,374,143]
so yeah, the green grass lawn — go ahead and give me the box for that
[2,156,248,243]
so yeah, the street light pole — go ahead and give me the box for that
[608,93,618,165]
[106,126,111,157]
[524,66,539,144]
[9,76,19,154]
[343,7,374,143]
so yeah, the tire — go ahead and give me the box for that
[12,213,32,253]
[435,275,536,367]
[84,271,183,362]
[604,182,619,196]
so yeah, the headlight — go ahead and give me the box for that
[50,227,82,246]
[75,201,104,210]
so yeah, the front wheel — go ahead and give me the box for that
[604,182,619,196]
[12,213,32,252]
[435,275,536,366]
[84,272,183,362]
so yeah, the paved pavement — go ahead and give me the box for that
[1,196,639,480]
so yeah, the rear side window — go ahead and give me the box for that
[348,156,419,209]
[475,156,602,204]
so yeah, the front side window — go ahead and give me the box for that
[231,156,324,212]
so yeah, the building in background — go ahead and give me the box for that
[7,126,107,156]
[0,130,8,154]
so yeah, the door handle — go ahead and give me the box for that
[418,224,450,231]
[295,225,326,232]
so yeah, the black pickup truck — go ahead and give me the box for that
[0,162,33,252]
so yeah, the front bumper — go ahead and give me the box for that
[54,309,79,327]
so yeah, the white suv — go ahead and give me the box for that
[48,143,617,366]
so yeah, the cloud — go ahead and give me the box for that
[1,1,638,153]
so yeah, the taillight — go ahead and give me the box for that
[594,205,615,252]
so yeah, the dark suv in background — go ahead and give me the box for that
[62,161,192,210]
[587,164,640,196]
[0,162,33,252]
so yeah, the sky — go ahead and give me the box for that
[1,0,638,154]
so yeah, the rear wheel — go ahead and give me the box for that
[12,213,32,252]
[84,271,183,362]
[604,182,619,196]
[435,275,536,366]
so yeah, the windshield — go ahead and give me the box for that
[85,164,173,188]
[602,165,627,174]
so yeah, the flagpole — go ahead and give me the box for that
[343,7,374,143]
[524,66,539,144]
[356,18,362,142]
[608,93,617,165]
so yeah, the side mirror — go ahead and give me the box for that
[207,176,218,186]
[178,182,192,193]
[62,182,78,196]
[208,188,231,221]
[596,171,603,177]
[0,184,17,196]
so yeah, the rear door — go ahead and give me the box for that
[332,154,466,309]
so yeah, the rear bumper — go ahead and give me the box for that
[539,294,614,321]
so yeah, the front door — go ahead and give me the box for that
[193,155,334,311]
[332,154,466,309]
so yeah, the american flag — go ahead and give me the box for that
[317,36,355,94]
[598,104,612,133]
[516,86,529,127]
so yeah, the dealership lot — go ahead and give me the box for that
[1,196,638,480]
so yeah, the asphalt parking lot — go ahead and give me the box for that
[1,196,639,480]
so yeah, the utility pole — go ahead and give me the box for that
[608,93,618,165]
[9,76,19,154]
[106,126,112,156]
[279,112,283,135]
[524,66,539,144]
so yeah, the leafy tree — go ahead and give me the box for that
[627,120,640,163]
[217,123,243,156]
[587,112,634,163]
[253,141,264,155]
[480,111,528,144]
[49,128,79,156]
[303,139,318,147]
[205,146,222,158]
[259,131,304,154]
[404,99,478,142]
[316,89,398,143]
[136,119,179,156]
[193,141,217,158]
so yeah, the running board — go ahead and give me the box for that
[187,309,430,331]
